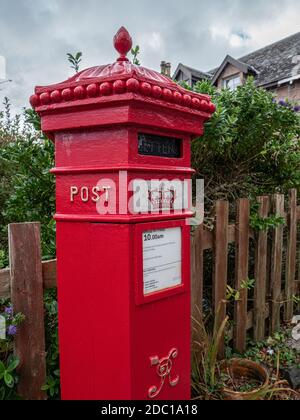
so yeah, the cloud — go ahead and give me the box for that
[138,32,164,52]
[0,56,6,80]
[0,0,299,113]
[211,27,251,48]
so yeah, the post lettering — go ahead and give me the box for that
[70,186,79,202]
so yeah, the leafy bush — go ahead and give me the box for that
[0,355,21,400]
[241,329,300,369]
[0,295,60,400]
[191,78,300,215]
[0,301,25,400]
[0,101,55,261]
[42,290,60,400]
[0,102,57,399]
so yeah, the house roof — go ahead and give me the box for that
[173,63,213,82]
[210,55,258,85]
[174,32,300,88]
[209,32,300,87]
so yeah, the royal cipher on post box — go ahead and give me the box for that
[30,27,215,400]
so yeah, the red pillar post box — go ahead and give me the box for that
[30,27,215,401]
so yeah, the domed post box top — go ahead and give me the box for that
[30,27,216,136]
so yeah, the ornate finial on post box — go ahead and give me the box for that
[113,27,133,62]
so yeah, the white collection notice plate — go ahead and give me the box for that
[143,227,182,295]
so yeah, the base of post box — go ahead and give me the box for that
[56,220,191,401]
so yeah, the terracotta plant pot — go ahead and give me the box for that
[220,359,269,400]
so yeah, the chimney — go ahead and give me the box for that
[161,61,172,78]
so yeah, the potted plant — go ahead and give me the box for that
[220,358,269,400]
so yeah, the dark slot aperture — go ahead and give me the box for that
[138,133,182,158]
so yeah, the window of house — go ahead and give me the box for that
[223,75,241,91]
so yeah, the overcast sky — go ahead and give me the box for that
[0,0,300,113]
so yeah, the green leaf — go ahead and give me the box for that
[7,357,20,373]
[0,361,5,378]
[4,371,14,388]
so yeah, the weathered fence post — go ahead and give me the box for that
[270,194,284,334]
[285,189,297,321]
[213,201,229,357]
[298,247,300,312]
[0,268,10,298]
[254,196,270,342]
[234,198,250,352]
[8,222,47,400]
[191,225,204,346]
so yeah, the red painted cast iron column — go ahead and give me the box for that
[30,27,215,400]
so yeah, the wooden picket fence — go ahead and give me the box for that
[191,189,300,356]
[0,189,299,399]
